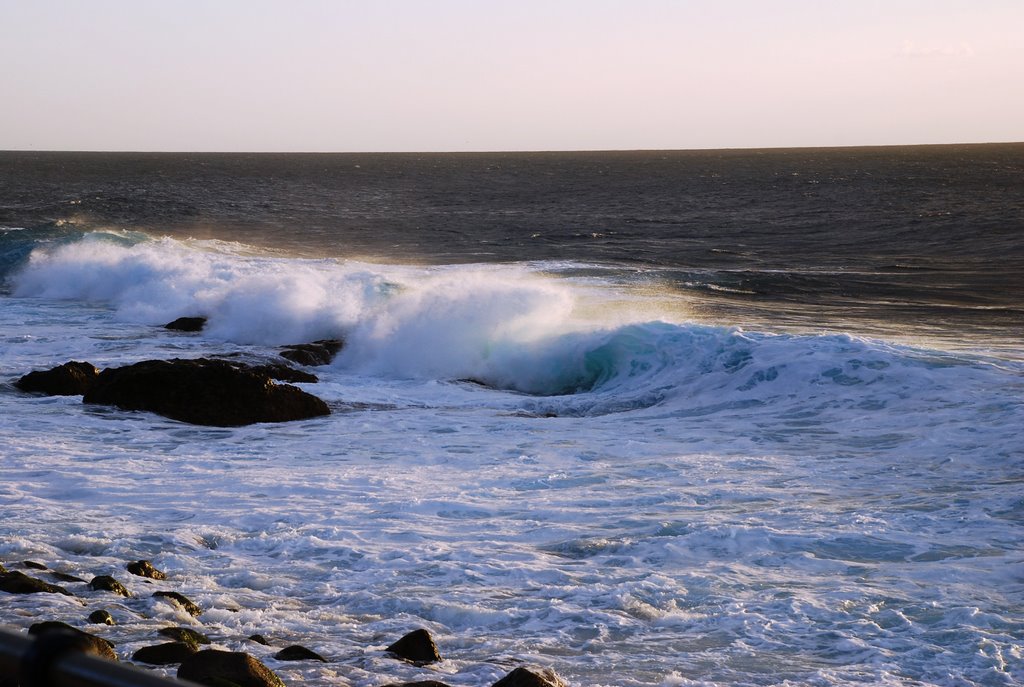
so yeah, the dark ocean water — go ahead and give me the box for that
[2,144,1022,354]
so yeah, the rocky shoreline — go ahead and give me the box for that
[1,557,568,687]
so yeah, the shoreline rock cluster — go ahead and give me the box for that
[12,318,345,427]
[1,558,567,687]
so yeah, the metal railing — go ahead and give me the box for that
[0,626,201,687]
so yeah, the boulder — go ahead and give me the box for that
[90,575,130,597]
[248,634,270,646]
[133,641,199,665]
[279,339,344,366]
[385,628,441,665]
[127,559,167,580]
[88,610,115,625]
[165,317,207,332]
[178,650,286,687]
[28,621,117,662]
[0,571,73,596]
[153,590,203,617]
[15,361,99,396]
[159,627,211,645]
[273,644,326,662]
[492,667,567,687]
[83,358,330,427]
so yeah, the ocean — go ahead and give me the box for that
[1,145,1022,686]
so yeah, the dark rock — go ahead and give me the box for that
[51,571,86,583]
[29,621,117,662]
[492,667,567,687]
[385,628,441,664]
[247,634,270,645]
[178,649,286,687]
[15,361,99,396]
[0,571,73,596]
[154,590,203,617]
[88,609,115,625]
[273,644,326,662]
[22,560,48,570]
[133,641,199,665]
[160,627,212,645]
[279,339,344,366]
[244,362,318,384]
[165,317,207,332]
[127,559,167,580]
[379,682,453,687]
[0,562,6,573]
[83,358,330,427]
[90,575,130,597]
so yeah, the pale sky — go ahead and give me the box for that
[1,0,1021,152]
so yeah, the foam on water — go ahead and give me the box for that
[2,231,1023,686]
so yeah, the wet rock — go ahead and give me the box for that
[380,682,453,687]
[15,361,99,396]
[274,644,327,662]
[133,641,199,665]
[154,590,203,617]
[90,574,130,597]
[51,571,86,583]
[165,316,207,332]
[127,559,167,580]
[0,570,73,596]
[492,667,567,687]
[83,358,330,427]
[160,626,212,645]
[88,609,115,625]
[0,562,6,573]
[178,649,286,687]
[279,339,344,366]
[385,628,441,665]
[248,634,270,645]
[29,621,117,662]
[22,560,48,570]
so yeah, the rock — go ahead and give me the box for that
[51,571,86,583]
[178,650,286,687]
[165,316,207,332]
[491,667,567,687]
[88,609,115,625]
[15,361,99,396]
[133,641,199,665]
[385,628,441,664]
[279,339,344,366]
[153,590,203,617]
[83,358,330,427]
[160,627,212,645]
[0,571,73,596]
[28,621,117,662]
[247,634,270,646]
[127,559,167,580]
[0,562,6,573]
[379,682,453,687]
[244,362,318,384]
[90,575,130,597]
[22,560,48,570]
[273,644,326,662]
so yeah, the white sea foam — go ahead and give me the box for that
[2,232,1022,686]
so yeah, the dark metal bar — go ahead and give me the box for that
[0,626,203,687]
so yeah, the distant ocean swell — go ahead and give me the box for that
[4,227,1022,453]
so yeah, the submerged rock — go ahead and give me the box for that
[133,641,199,665]
[274,644,327,662]
[0,571,73,596]
[153,590,203,617]
[127,559,167,580]
[51,571,86,583]
[491,667,567,687]
[15,361,99,396]
[83,358,330,427]
[165,316,207,332]
[178,649,286,687]
[90,574,131,597]
[28,621,117,662]
[22,560,48,570]
[159,627,212,645]
[385,628,441,664]
[248,634,270,646]
[279,339,344,366]
[88,609,115,625]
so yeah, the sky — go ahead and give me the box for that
[1,0,1021,152]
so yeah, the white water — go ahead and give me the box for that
[2,234,1023,686]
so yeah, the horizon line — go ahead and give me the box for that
[2,140,1022,156]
